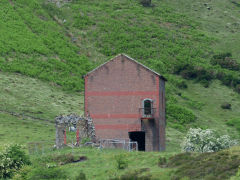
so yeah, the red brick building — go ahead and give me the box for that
[84,54,166,151]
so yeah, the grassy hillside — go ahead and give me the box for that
[166,0,240,61]
[8,146,240,180]
[0,0,240,151]
[0,72,83,145]
[0,0,92,91]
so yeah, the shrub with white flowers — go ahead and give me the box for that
[0,144,31,178]
[181,128,238,153]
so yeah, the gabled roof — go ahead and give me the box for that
[85,54,167,81]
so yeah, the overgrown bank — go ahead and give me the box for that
[1,145,240,180]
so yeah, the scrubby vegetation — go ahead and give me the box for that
[0,0,92,91]
[0,0,239,136]
[1,0,239,94]
[167,147,240,180]
[0,144,31,179]
[115,154,128,170]
[3,146,240,180]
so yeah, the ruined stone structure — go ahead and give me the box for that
[55,114,96,148]
[84,54,167,151]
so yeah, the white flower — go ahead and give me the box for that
[181,128,238,153]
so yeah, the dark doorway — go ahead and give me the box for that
[129,131,145,151]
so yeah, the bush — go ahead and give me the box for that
[12,165,33,180]
[140,0,152,7]
[221,102,231,109]
[211,53,239,71]
[115,154,128,170]
[0,144,31,179]
[176,80,188,89]
[174,63,215,84]
[167,104,196,125]
[181,128,238,152]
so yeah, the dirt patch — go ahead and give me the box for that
[52,154,87,165]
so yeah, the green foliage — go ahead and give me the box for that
[0,0,239,95]
[140,0,152,7]
[73,14,96,29]
[111,168,151,180]
[211,53,240,71]
[221,102,232,109]
[44,153,85,165]
[12,165,33,180]
[27,167,67,180]
[230,167,240,180]
[174,63,215,83]
[51,153,75,164]
[0,0,92,91]
[181,128,238,153]
[227,118,240,132]
[0,144,31,179]
[176,80,188,89]
[158,156,167,167]
[115,154,128,170]
[168,149,240,180]
[74,171,87,180]
[167,104,196,125]
[81,137,91,145]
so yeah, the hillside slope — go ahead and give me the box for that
[0,72,83,145]
[0,0,240,150]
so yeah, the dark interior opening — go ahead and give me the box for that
[144,100,152,115]
[129,131,145,151]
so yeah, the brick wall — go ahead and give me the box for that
[85,54,166,151]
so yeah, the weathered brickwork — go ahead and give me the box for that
[84,54,166,151]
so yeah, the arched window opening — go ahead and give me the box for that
[143,99,153,115]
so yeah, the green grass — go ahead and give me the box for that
[10,146,239,180]
[165,0,240,61]
[1,0,239,93]
[0,72,83,146]
[0,0,240,179]
[27,147,175,180]
[0,0,240,150]
[177,80,240,138]
[0,0,92,91]
[167,146,240,180]
[0,72,83,120]
[0,113,54,146]
[0,0,239,166]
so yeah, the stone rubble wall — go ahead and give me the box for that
[55,114,96,148]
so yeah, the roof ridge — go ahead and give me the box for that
[85,54,167,81]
